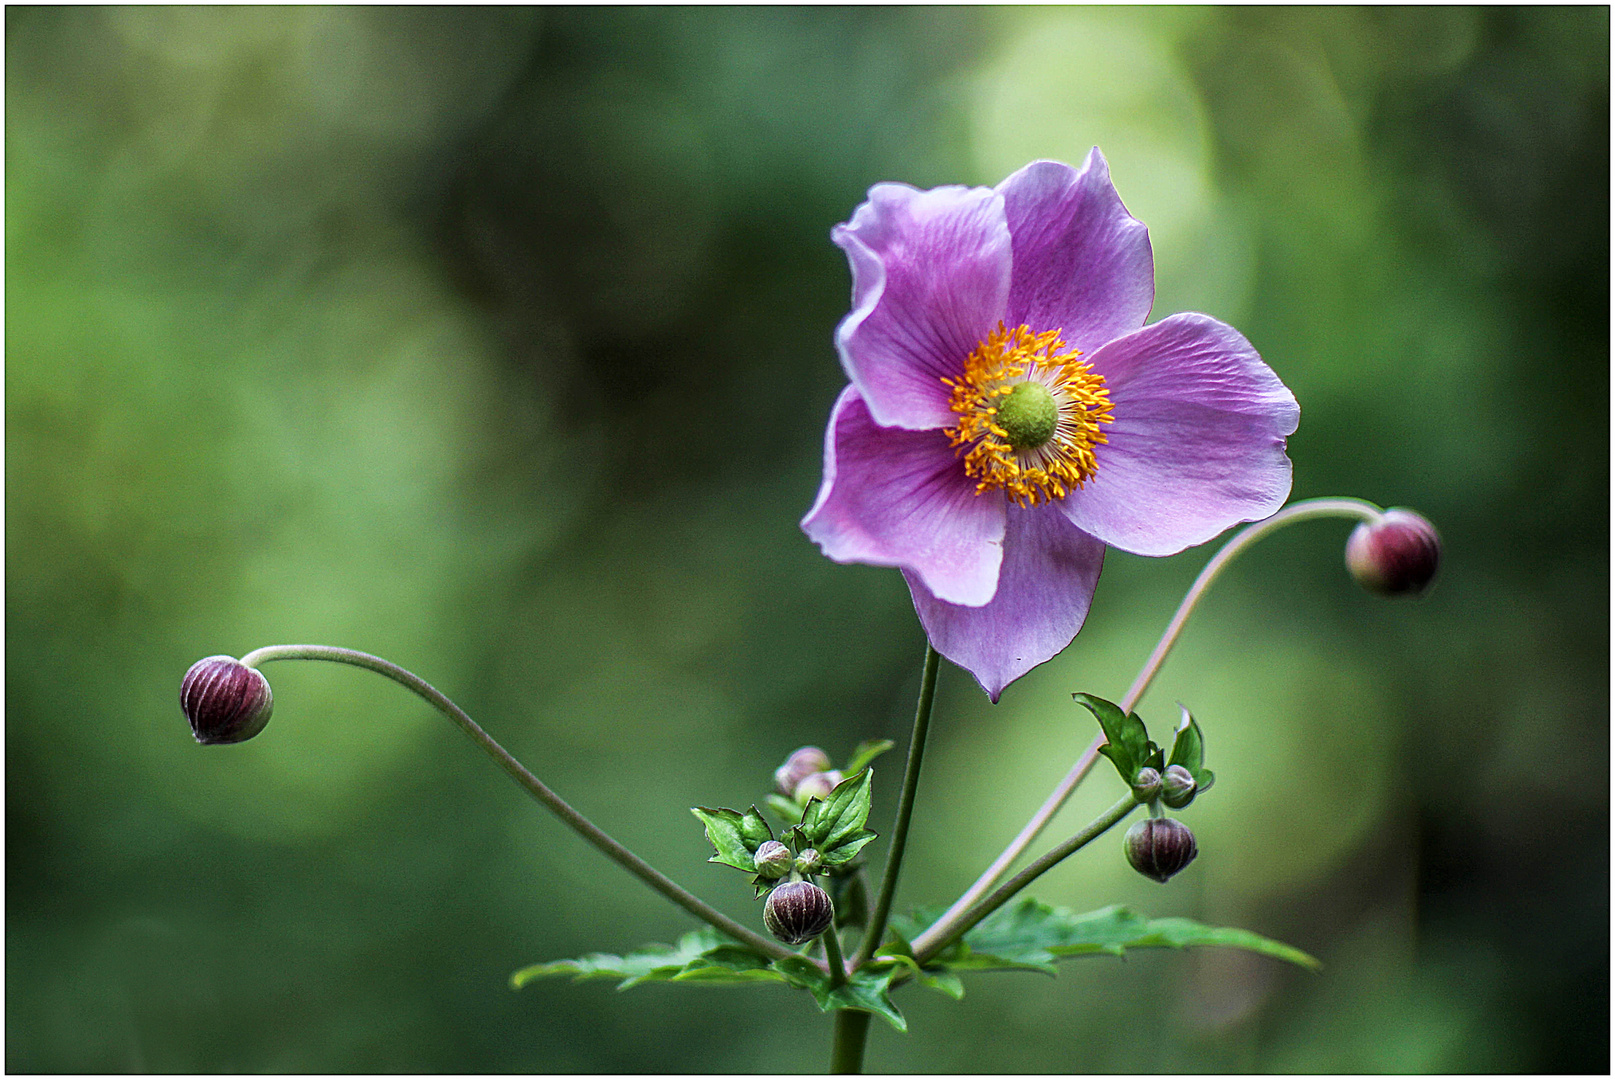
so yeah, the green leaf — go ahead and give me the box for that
[800,768,874,853]
[936,898,1319,974]
[819,828,877,868]
[690,807,757,872]
[867,948,966,1001]
[739,804,774,847]
[1168,706,1204,774]
[1074,693,1153,783]
[770,955,906,1032]
[765,793,802,823]
[512,928,787,991]
[844,738,896,776]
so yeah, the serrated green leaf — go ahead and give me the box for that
[845,738,896,776]
[767,953,907,1031]
[691,806,758,872]
[820,828,877,868]
[801,768,874,852]
[937,898,1318,974]
[867,948,966,1001]
[512,928,787,991]
[1074,693,1151,783]
[739,805,774,847]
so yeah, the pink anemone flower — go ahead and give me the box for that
[802,149,1299,701]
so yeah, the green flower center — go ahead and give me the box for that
[995,380,1059,450]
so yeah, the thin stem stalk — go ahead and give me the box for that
[914,498,1384,952]
[829,1009,872,1074]
[856,643,941,965]
[821,921,849,988]
[910,793,1138,964]
[238,644,795,962]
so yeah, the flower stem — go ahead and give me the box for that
[236,644,796,963]
[830,1009,872,1074]
[855,643,940,965]
[821,921,849,988]
[910,793,1139,965]
[916,498,1385,946]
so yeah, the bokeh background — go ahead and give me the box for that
[7,6,1608,1072]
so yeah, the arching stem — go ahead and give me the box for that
[915,498,1385,950]
[237,644,795,962]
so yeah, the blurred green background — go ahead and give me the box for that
[7,6,1607,1072]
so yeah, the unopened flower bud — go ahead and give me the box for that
[754,840,792,879]
[1345,509,1441,596]
[1131,766,1162,802]
[794,848,823,875]
[793,769,842,804]
[763,880,835,944]
[181,656,274,745]
[1125,818,1198,883]
[1159,764,1197,809]
[775,746,832,797]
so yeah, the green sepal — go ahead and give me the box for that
[844,738,896,776]
[691,806,759,872]
[799,767,875,854]
[819,828,877,868]
[511,928,784,991]
[915,898,1319,974]
[772,954,907,1032]
[1168,706,1215,792]
[1073,693,1158,784]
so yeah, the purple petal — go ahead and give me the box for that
[905,505,1106,702]
[1061,312,1300,556]
[998,149,1155,354]
[832,183,1012,430]
[802,386,1007,606]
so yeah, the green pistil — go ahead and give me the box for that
[995,381,1058,450]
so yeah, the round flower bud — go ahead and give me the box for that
[1124,818,1198,883]
[763,880,835,945]
[181,655,274,745]
[1345,509,1442,596]
[1131,766,1162,802]
[774,746,832,797]
[793,848,823,876]
[753,840,792,879]
[793,769,843,804]
[1159,764,1197,809]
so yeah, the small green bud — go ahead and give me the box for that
[1131,766,1162,802]
[763,880,835,944]
[1160,764,1197,809]
[1124,817,1198,883]
[775,746,832,797]
[753,840,792,879]
[793,769,842,804]
[793,848,822,875]
[181,656,274,745]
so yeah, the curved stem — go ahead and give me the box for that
[830,1009,872,1074]
[910,793,1138,964]
[855,643,940,965]
[237,644,795,963]
[915,498,1384,950]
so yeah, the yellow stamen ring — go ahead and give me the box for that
[941,322,1114,508]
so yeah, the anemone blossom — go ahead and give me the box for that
[803,149,1299,701]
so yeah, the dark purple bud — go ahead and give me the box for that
[754,840,792,880]
[763,880,835,944]
[793,769,842,804]
[181,655,273,745]
[1159,764,1197,809]
[1125,818,1198,883]
[1131,766,1162,802]
[774,746,832,797]
[1345,509,1441,596]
